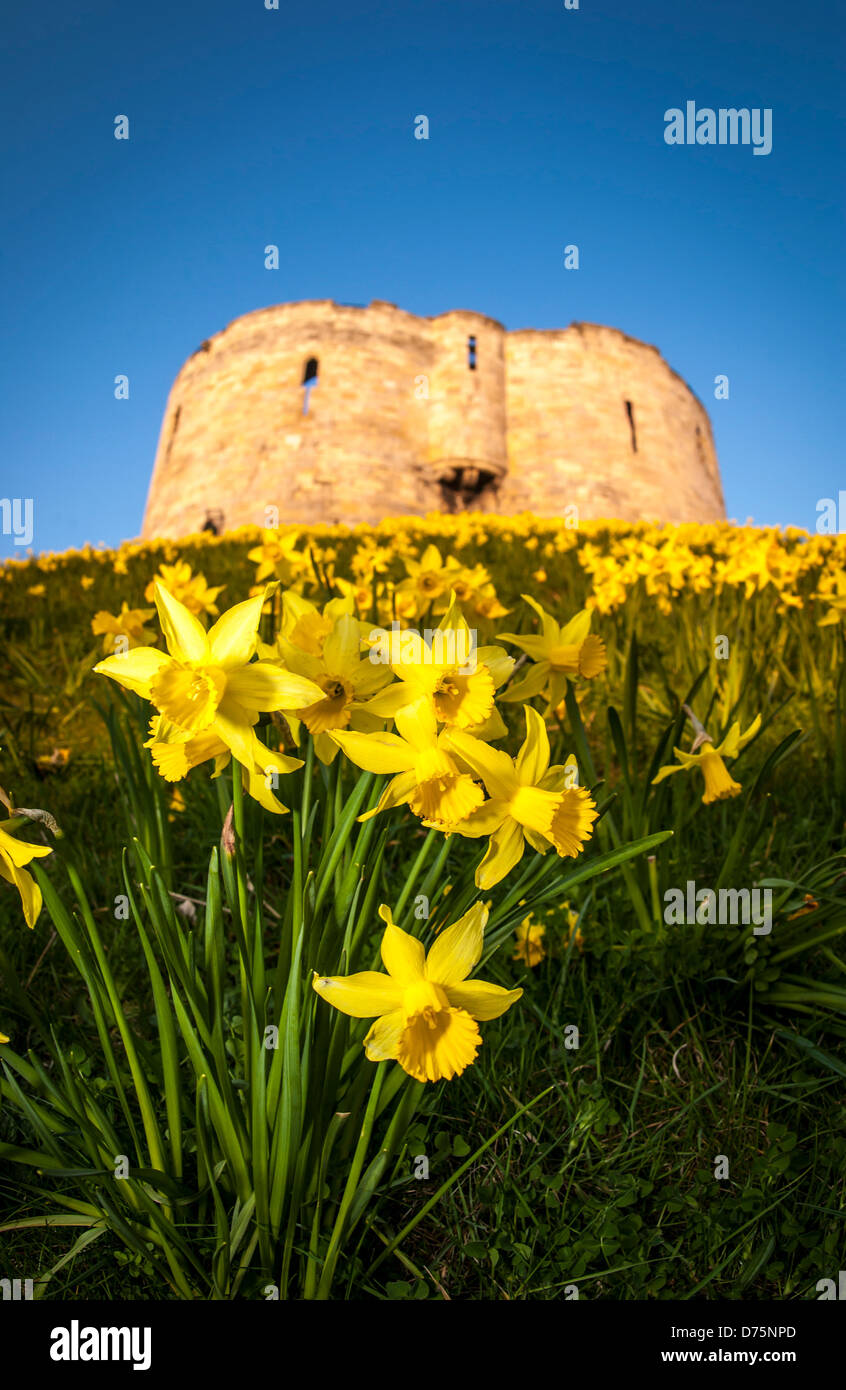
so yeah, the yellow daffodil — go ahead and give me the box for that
[248,529,310,586]
[499,597,607,710]
[513,917,546,967]
[351,538,394,579]
[331,696,484,831]
[264,611,392,762]
[34,748,70,773]
[274,590,357,657]
[312,902,522,1082]
[562,900,584,951]
[437,559,510,622]
[360,599,514,734]
[446,706,598,888]
[91,603,157,656]
[395,544,454,617]
[94,583,324,812]
[815,569,846,626]
[144,561,224,618]
[652,713,762,805]
[333,574,380,616]
[0,819,52,928]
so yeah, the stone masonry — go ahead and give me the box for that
[141,299,726,537]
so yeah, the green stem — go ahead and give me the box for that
[231,761,250,934]
[314,1062,387,1299]
[563,684,653,933]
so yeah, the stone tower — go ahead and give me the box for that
[142,299,725,537]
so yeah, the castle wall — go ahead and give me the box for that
[143,300,435,536]
[425,311,507,484]
[142,300,726,537]
[500,324,724,523]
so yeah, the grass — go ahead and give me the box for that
[0,517,844,1299]
[4,941,844,1301]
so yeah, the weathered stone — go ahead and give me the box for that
[142,299,725,536]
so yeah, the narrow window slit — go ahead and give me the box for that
[624,399,637,452]
[467,336,477,370]
[165,406,181,463]
[302,357,319,414]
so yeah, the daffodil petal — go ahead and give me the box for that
[225,664,324,713]
[497,660,551,703]
[738,712,762,748]
[359,770,418,821]
[451,798,510,838]
[476,817,525,890]
[394,697,439,751]
[213,709,267,773]
[465,707,508,742]
[426,901,488,985]
[515,705,551,784]
[0,825,53,868]
[498,633,551,662]
[93,646,171,698]
[322,613,362,677]
[379,917,426,985]
[476,646,516,688]
[670,747,702,767]
[364,1010,405,1061]
[207,594,266,669]
[360,683,420,720]
[444,729,517,800]
[546,670,568,712]
[557,609,592,647]
[716,712,762,758]
[445,979,523,1020]
[330,729,413,774]
[0,856,42,928]
[240,758,292,815]
[311,970,403,1018]
[651,762,688,785]
[154,582,209,664]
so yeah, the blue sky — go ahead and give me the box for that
[1,0,844,556]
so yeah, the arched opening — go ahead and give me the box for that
[202,509,224,536]
[624,399,637,453]
[467,336,477,371]
[438,465,499,513]
[302,357,319,414]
